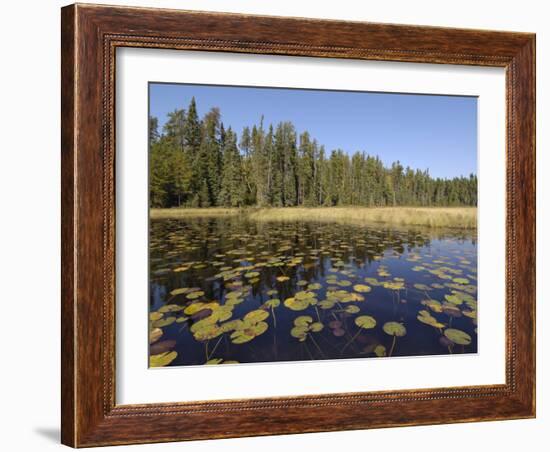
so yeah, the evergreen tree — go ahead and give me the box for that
[149,116,159,145]
[218,128,245,207]
[201,108,222,205]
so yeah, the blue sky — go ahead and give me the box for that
[149,83,477,179]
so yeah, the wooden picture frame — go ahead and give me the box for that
[61,3,535,447]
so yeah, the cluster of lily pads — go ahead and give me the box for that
[148,219,477,367]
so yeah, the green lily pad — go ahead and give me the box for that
[310,322,323,332]
[417,310,445,328]
[149,327,163,344]
[149,351,177,367]
[187,291,205,300]
[355,315,376,329]
[284,295,314,311]
[244,309,269,323]
[353,284,371,293]
[382,281,405,290]
[152,316,176,328]
[383,322,407,337]
[231,321,268,344]
[444,328,472,345]
[294,315,313,327]
[149,311,163,321]
[265,298,280,308]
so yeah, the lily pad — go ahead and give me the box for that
[353,284,371,293]
[345,305,360,314]
[231,321,268,344]
[149,327,163,344]
[355,315,377,329]
[383,322,407,337]
[149,311,163,321]
[294,315,313,327]
[152,316,176,328]
[417,310,445,328]
[264,298,280,308]
[244,309,269,323]
[149,351,177,367]
[444,328,472,345]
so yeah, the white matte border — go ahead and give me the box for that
[116,48,506,405]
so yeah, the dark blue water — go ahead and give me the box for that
[149,217,477,367]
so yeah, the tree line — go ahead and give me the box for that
[149,98,477,208]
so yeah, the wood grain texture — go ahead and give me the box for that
[61,3,536,447]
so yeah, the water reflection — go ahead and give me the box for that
[149,217,478,367]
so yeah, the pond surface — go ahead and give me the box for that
[149,217,478,367]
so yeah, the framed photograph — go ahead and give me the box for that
[61,3,535,447]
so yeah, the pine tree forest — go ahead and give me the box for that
[149,97,477,209]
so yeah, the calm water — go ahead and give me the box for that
[149,217,478,367]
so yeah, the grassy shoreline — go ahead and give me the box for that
[150,206,477,229]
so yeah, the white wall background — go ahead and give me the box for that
[0,1,545,450]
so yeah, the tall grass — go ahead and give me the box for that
[151,207,242,218]
[150,206,477,229]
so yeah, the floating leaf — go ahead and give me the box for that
[414,283,431,291]
[463,309,477,319]
[374,345,387,357]
[319,299,336,310]
[284,297,309,311]
[444,328,472,345]
[264,298,280,308]
[291,316,323,340]
[291,326,308,341]
[383,322,407,337]
[149,351,177,367]
[422,299,443,313]
[382,281,405,290]
[149,327,163,344]
[444,294,462,305]
[152,316,176,328]
[353,284,371,293]
[206,358,223,364]
[149,312,163,321]
[276,276,290,282]
[230,321,268,344]
[417,310,445,328]
[310,322,324,332]
[244,309,269,323]
[294,315,313,327]
[355,315,376,329]
[345,305,360,314]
